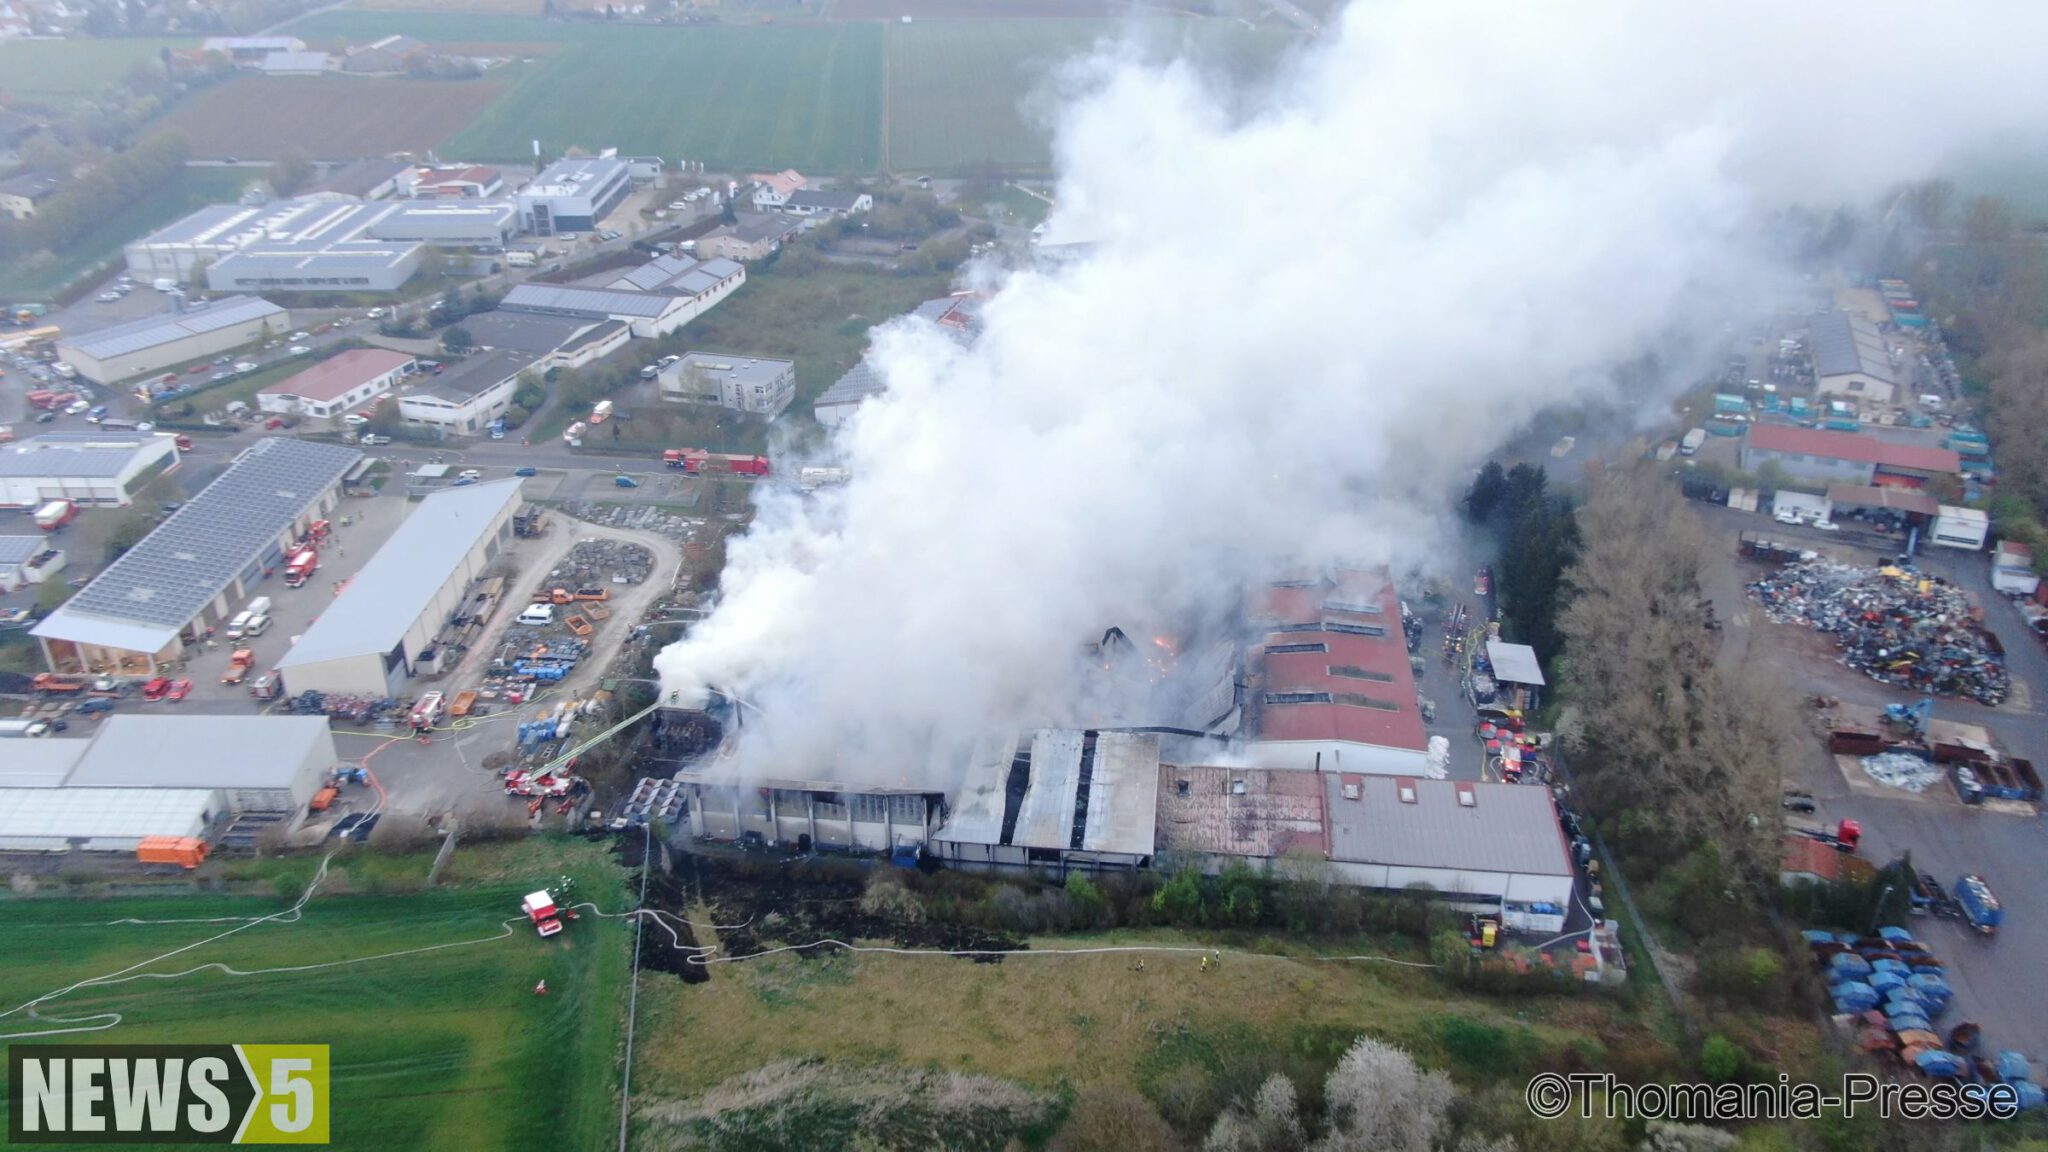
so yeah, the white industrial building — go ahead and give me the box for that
[814,360,885,427]
[515,156,631,236]
[930,730,1162,872]
[258,348,416,419]
[397,349,532,434]
[1322,775,1573,921]
[500,282,705,339]
[56,297,289,385]
[0,431,181,508]
[1809,310,1902,407]
[276,479,523,696]
[0,534,62,591]
[0,715,337,853]
[33,438,360,674]
[125,197,517,292]
[658,351,796,417]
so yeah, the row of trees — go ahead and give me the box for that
[1556,475,1796,932]
[1463,462,1579,668]
[0,132,189,261]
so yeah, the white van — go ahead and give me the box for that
[240,613,272,638]
[516,604,554,627]
[245,596,272,617]
[224,610,254,639]
[152,278,178,292]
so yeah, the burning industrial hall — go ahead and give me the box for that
[647,568,1582,934]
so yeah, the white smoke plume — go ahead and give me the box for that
[656,0,2048,786]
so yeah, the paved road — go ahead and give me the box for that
[1699,501,2048,1058]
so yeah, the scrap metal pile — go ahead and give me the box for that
[1748,561,2009,705]
[285,692,410,726]
[1861,751,1943,793]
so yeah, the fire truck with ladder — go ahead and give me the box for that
[663,448,770,477]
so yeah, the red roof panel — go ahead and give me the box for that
[1746,424,1960,475]
[1247,569,1427,753]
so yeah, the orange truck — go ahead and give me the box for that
[32,672,87,694]
[136,836,209,869]
[221,649,254,684]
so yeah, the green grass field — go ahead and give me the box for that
[0,37,199,102]
[274,11,1284,173]
[0,166,254,301]
[0,839,629,1152]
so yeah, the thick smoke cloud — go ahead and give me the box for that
[656,0,2048,786]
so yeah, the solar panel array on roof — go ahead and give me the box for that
[0,536,48,566]
[61,297,285,361]
[49,438,359,628]
[501,283,678,319]
[815,360,888,407]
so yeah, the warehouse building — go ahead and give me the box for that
[277,479,522,696]
[782,189,872,217]
[0,169,65,220]
[56,297,289,385]
[680,772,946,854]
[126,197,516,290]
[361,199,516,247]
[814,360,886,427]
[1239,569,1430,776]
[1810,310,1901,406]
[516,155,631,235]
[929,729,1161,872]
[397,349,532,434]
[658,351,796,417]
[33,438,360,674]
[405,166,504,199]
[697,213,805,262]
[301,156,410,201]
[1322,775,1572,924]
[258,348,416,419]
[459,310,630,370]
[0,431,181,507]
[500,283,697,339]
[0,715,336,854]
[1740,424,1961,488]
[0,534,62,591]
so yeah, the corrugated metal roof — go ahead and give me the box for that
[1012,729,1083,849]
[1484,640,1545,687]
[64,715,334,791]
[0,786,218,847]
[1249,571,1427,752]
[1323,775,1571,876]
[406,349,533,405]
[0,535,49,566]
[1746,424,1960,474]
[459,310,594,355]
[1081,732,1159,855]
[930,732,1017,845]
[501,283,679,319]
[59,297,285,361]
[0,433,169,478]
[0,739,89,788]
[279,480,521,669]
[33,438,359,638]
[1809,311,1898,384]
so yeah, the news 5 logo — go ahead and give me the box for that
[9,1044,328,1144]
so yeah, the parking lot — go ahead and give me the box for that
[1698,500,2048,1057]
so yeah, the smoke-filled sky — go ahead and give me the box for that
[656,0,2048,786]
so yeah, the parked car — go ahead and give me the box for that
[95,291,121,303]
[63,399,90,415]
[614,474,640,488]
[288,345,311,355]
[514,466,538,477]
[453,476,477,486]
[166,677,193,702]
[186,363,209,375]
[290,331,309,340]
[458,469,482,480]
[74,696,116,715]
[342,414,369,426]
[233,361,258,373]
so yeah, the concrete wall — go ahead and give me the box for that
[1816,372,1897,407]
[1324,861,1573,908]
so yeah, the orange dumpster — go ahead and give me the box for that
[565,615,592,637]
[310,786,339,812]
[450,690,478,718]
[137,836,209,868]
